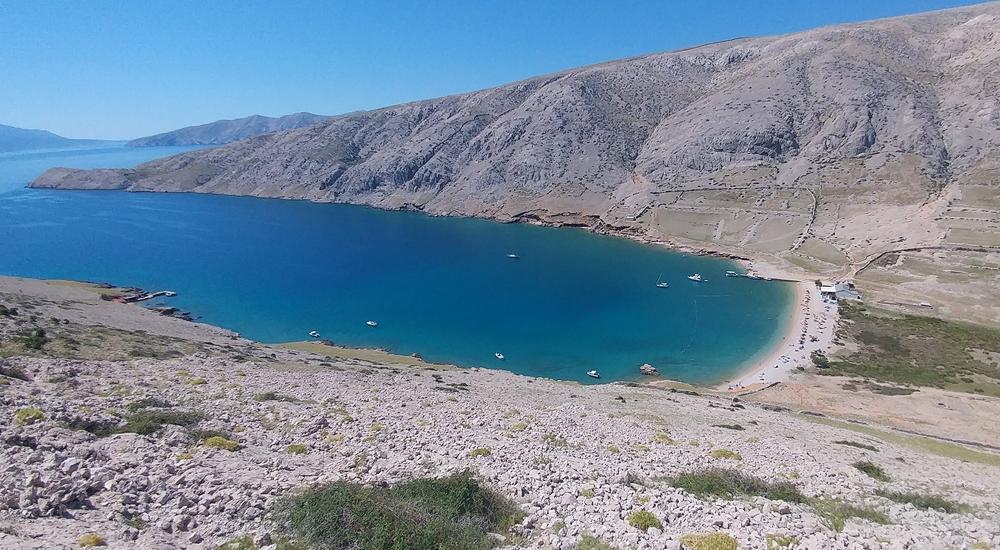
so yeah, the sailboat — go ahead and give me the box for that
[655,273,669,288]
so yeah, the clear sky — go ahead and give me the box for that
[0,0,983,139]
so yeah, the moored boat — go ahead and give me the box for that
[586,370,600,379]
[366,320,378,328]
[687,273,705,282]
[308,330,320,338]
[495,352,505,360]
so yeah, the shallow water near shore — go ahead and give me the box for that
[0,146,794,384]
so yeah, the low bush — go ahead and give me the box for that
[626,510,662,531]
[78,533,107,547]
[812,498,889,531]
[14,407,45,426]
[286,444,309,455]
[875,489,968,514]
[117,410,203,435]
[575,534,613,550]
[853,461,891,481]
[468,447,492,458]
[203,436,240,451]
[0,304,19,316]
[709,449,742,460]
[254,391,298,402]
[669,468,806,503]
[126,397,174,412]
[766,534,799,549]
[273,470,521,550]
[834,440,878,452]
[679,532,737,550]
[16,328,48,350]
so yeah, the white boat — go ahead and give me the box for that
[308,330,320,338]
[725,271,738,277]
[506,253,520,259]
[495,352,505,360]
[655,273,669,288]
[366,320,378,328]
[687,273,705,282]
[586,370,601,379]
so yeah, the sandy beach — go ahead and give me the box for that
[718,282,838,392]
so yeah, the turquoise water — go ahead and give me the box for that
[0,146,794,384]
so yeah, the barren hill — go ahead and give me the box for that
[125,112,330,147]
[32,3,1000,323]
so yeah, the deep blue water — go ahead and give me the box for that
[0,146,793,384]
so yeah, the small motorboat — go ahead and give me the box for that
[586,370,601,379]
[366,320,378,328]
[507,253,520,259]
[725,270,738,277]
[495,352,505,360]
[308,330,321,338]
[687,273,705,282]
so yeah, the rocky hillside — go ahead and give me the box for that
[126,112,330,147]
[1,276,999,549]
[30,3,1000,321]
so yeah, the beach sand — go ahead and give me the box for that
[716,281,838,392]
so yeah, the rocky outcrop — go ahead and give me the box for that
[32,4,1000,225]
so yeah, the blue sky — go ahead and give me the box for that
[0,0,981,139]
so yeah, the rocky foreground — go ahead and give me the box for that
[1,278,999,549]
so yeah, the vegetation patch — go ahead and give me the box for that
[834,440,878,452]
[823,302,1000,396]
[468,447,492,458]
[254,391,298,402]
[766,534,799,549]
[16,328,49,350]
[575,534,613,550]
[875,489,969,514]
[853,461,890,482]
[117,410,203,435]
[712,424,744,431]
[273,470,521,550]
[126,397,174,412]
[709,449,742,460]
[679,532,738,550]
[668,468,806,503]
[78,533,107,547]
[13,407,45,426]
[812,498,889,532]
[0,362,29,381]
[626,510,662,531]
[203,436,241,452]
[286,444,309,455]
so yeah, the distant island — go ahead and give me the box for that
[126,112,330,147]
[0,123,107,153]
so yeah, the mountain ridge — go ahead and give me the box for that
[126,112,330,147]
[0,123,106,152]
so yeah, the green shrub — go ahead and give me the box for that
[710,449,742,460]
[680,533,738,550]
[255,391,298,402]
[14,407,45,425]
[117,410,203,435]
[543,433,569,447]
[626,510,662,531]
[468,447,492,458]
[834,440,878,452]
[669,468,806,503]
[16,328,48,350]
[188,377,207,385]
[126,397,174,412]
[575,534,613,549]
[78,533,107,547]
[273,470,522,550]
[203,436,240,451]
[811,351,830,368]
[875,489,968,513]
[766,534,799,549]
[812,498,889,531]
[0,304,19,317]
[286,444,309,455]
[217,536,256,550]
[853,461,891,481]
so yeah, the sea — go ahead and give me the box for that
[0,144,794,384]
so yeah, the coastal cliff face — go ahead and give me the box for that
[31,4,1000,295]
